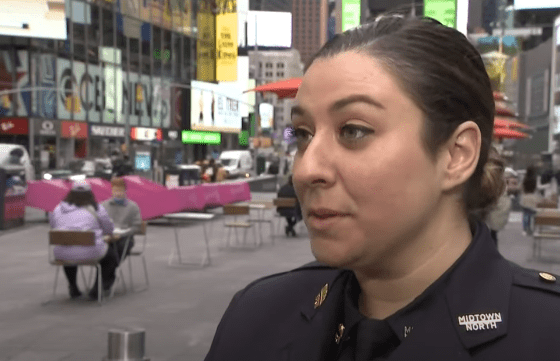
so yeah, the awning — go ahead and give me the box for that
[494,116,531,130]
[244,77,302,99]
[493,127,530,140]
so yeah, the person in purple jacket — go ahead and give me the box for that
[50,180,118,300]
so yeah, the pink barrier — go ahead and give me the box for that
[26,179,71,212]
[25,177,252,219]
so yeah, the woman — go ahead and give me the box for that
[520,166,541,235]
[50,180,118,300]
[204,14,560,360]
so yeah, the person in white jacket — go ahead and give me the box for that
[485,189,512,244]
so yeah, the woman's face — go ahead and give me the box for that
[292,52,446,271]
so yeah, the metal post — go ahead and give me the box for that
[549,15,560,154]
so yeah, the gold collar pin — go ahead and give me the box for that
[314,283,329,309]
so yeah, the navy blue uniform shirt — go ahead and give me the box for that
[205,218,560,361]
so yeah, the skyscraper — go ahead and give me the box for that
[292,0,328,66]
[250,0,293,12]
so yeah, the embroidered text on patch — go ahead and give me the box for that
[457,313,502,331]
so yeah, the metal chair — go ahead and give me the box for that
[532,210,560,260]
[126,221,149,292]
[223,204,259,249]
[46,230,105,304]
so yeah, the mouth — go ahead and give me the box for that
[308,209,350,219]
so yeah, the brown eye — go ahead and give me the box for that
[340,125,373,142]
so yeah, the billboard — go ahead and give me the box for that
[246,11,292,48]
[182,130,221,144]
[424,0,457,29]
[219,56,250,116]
[341,0,361,32]
[216,12,238,81]
[514,0,560,9]
[191,80,242,133]
[259,103,274,131]
[197,11,216,81]
[0,0,66,39]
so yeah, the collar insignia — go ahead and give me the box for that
[314,283,329,309]
[458,312,503,331]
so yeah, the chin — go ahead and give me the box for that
[310,238,359,269]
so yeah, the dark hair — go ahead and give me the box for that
[64,189,99,211]
[306,14,502,213]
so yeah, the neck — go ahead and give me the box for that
[354,202,472,320]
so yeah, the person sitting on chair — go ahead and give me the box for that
[50,181,117,300]
[276,175,302,237]
[102,177,142,264]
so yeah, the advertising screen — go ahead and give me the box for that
[341,0,361,32]
[182,130,222,145]
[259,103,274,131]
[246,11,292,48]
[135,152,151,171]
[216,12,238,81]
[424,0,457,29]
[191,80,242,133]
[0,0,67,39]
[514,0,560,9]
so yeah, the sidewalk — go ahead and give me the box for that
[0,204,559,360]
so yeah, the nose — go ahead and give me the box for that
[293,130,336,187]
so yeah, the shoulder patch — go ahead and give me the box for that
[509,261,560,295]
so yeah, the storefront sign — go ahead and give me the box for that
[182,130,221,145]
[0,117,28,135]
[34,119,59,137]
[61,121,88,139]
[215,12,238,81]
[131,127,163,141]
[90,125,125,137]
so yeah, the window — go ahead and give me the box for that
[277,71,284,77]
[277,62,284,68]
[266,62,273,68]
[266,71,273,77]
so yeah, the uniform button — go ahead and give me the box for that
[539,272,557,283]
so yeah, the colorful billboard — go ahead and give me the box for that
[197,11,216,81]
[424,0,457,29]
[191,80,242,133]
[0,0,67,39]
[216,12,238,81]
[341,0,361,33]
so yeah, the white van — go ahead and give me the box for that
[219,150,253,179]
[0,144,34,181]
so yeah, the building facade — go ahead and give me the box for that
[248,49,303,146]
[292,0,328,66]
[0,0,197,176]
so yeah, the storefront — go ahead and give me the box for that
[89,124,126,158]
[0,117,29,149]
[162,129,183,166]
[31,119,60,171]
[60,121,88,166]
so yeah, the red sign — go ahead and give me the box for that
[0,117,28,135]
[61,121,88,139]
[130,127,162,141]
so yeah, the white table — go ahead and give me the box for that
[163,212,216,267]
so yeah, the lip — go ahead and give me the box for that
[307,213,350,230]
[308,208,349,217]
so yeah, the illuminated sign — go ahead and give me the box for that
[131,127,163,141]
[191,80,242,133]
[182,130,222,145]
[0,0,67,39]
[259,103,274,130]
[424,0,457,29]
[197,11,216,81]
[216,12,238,81]
[341,0,361,32]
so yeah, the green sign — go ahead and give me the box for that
[424,0,457,29]
[238,130,249,146]
[341,0,361,32]
[182,131,221,145]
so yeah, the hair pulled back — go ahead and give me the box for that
[306,13,504,213]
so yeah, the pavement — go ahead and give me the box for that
[1,195,560,361]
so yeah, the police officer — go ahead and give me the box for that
[204,15,560,361]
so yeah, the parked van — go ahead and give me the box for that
[0,144,34,181]
[219,150,253,179]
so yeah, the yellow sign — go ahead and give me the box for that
[197,11,216,81]
[215,12,237,81]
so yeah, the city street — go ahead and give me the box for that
[1,194,560,360]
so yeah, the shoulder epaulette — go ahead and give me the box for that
[509,261,560,295]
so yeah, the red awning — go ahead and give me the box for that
[244,77,302,99]
[493,127,530,139]
[494,116,531,130]
[493,92,510,102]
[495,104,516,117]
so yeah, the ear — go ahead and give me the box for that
[440,121,481,192]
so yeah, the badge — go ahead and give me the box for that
[314,283,328,309]
[457,312,503,331]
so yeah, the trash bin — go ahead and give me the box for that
[103,327,149,361]
[0,165,27,230]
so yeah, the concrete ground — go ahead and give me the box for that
[1,195,560,361]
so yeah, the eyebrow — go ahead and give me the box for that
[291,94,385,120]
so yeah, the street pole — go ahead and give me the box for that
[549,14,560,154]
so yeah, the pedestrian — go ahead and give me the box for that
[49,180,118,300]
[276,174,302,237]
[102,177,142,264]
[205,14,560,361]
[520,166,541,236]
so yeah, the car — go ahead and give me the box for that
[41,169,86,181]
[219,150,253,179]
